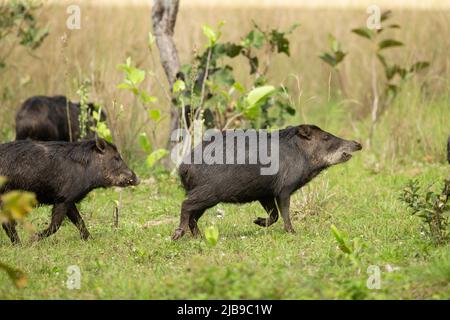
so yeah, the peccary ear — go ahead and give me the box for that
[95,137,107,153]
[298,125,312,140]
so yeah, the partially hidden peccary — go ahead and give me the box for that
[15,95,106,142]
[0,138,139,244]
[172,124,362,240]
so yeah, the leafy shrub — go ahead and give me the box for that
[0,0,48,70]
[0,176,36,288]
[175,21,298,130]
[400,179,449,245]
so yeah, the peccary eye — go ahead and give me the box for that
[323,135,330,141]
[114,155,121,162]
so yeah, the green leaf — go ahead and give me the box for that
[328,33,339,52]
[173,79,186,93]
[222,43,243,57]
[351,28,374,40]
[319,53,337,67]
[246,85,276,109]
[243,30,265,49]
[270,30,291,55]
[202,24,217,47]
[146,149,169,168]
[380,10,392,22]
[204,225,219,247]
[232,82,246,94]
[117,82,133,90]
[376,53,387,67]
[138,133,152,153]
[335,50,346,64]
[378,39,403,50]
[410,61,430,73]
[128,68,146,85]
[148,109,161,122]
[139,91,157,105]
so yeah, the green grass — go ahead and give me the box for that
[1,156,448,299]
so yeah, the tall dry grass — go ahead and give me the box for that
[0,3,449,161]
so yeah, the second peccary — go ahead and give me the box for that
[172,124,362,240]
[15,95,106,142]
[0,138,139,244]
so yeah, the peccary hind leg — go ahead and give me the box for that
[189,209,206,237]
[279,195,295,233]
[172,187,217,240]
[254,197,279,227]
[34,203,67,241]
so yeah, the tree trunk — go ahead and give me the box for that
[152,0,181,168]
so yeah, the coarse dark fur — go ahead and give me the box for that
[15,95,106,142]
[172,124,362,240]
[0,138,139,244]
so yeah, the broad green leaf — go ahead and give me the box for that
[146,149,169,168]
[335,50,346,64]
[223,43,242,57]
[246,85,276,109]
[202,24,217,47]
[128,68,146,85]
[378,39,403,50]
[270,30,290,55]
[204,225,219,246]
[351,28,374,40]
[173,79,186,93]
[148,109,161,122]
[140,91,157,105]
[328,33,339,52]
[232,82,246,94]
[243,30,265,49]
[138,133,152,153]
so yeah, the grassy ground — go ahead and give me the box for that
[0,156,449,299]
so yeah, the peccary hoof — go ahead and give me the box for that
[254,217,270,227]
[172,228,185,241]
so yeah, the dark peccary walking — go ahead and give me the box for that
[15,95,105,142]
[0,138,139,244]
[172,124,362,240]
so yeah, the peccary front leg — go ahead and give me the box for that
[34,203,67,241]
[279,195,295,233]
[254,197,279,227]
[2,221,20,245]
[66,203,90,240]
